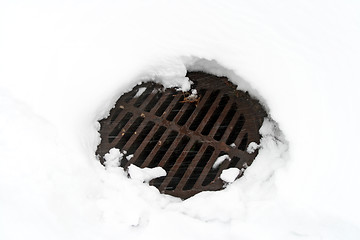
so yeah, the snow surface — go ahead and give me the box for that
[1,0,360,240]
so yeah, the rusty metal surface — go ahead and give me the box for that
[96,72,267,199]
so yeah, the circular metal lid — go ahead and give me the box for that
[97,71,267,199]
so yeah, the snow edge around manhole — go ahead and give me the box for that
[93,56,289,222]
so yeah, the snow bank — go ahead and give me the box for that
[1,0,360,240]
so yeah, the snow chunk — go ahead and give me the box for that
[160,76,191,92]
[134,87,146,98]
[220,168,240,183]
[247,142,260,153]
[190,89,197,97]
[141,58,191,92]
[212,155,230,169]
[128,164,166,183]
[104,148,123,168]
[126,154,134,161]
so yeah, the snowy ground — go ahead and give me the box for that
[1,1,360,239]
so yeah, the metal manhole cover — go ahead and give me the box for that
[96,71,267,199]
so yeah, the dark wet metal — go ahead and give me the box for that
[96,72,267,199]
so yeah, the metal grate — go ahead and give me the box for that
[96,72,267,199]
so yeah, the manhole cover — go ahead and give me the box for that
[96,71,267,199]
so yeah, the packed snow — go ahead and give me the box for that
[134,87,147,98]
[1,1,360,240]
[247,142,260,154]
[220,168,241,183]
[128,165,167,183]
[213,154,231,169]
[104,148,122,168]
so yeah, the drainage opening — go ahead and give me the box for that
[96,71,267,199]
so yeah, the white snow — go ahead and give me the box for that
[1,0,360,240]
[134,87,146,98]
[104,148,122,168]
[220,168,241,183]
[212,154,231,169]
[128,165,167,183]
[126,154,134,161]
[247,142,260,154]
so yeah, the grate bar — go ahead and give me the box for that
[143,129,178,168]
[177,89,206,126]
[233,120,250,149]
[163,93,185,119]
[197,92,224,135]
[193,148,221,188]
[183,90,212,129]
[155,91,178,117]
[220,109,243,145]
[208,100,234,139]
[189,90,220,131]
[122,120,153,154]
[228,156,241,168]
[126,125,163,168]
[168,140,203,190]
[114,117,144,150]
[226,114,245,145]
[159,138,197,190]
[149,91,170,115]
[166,95,185,121]
[134,85,155,108]
[176,143,209,190]
[108,112,133,144]
[144,91,163,112]
[149,131,179,168]
[153,135,190,190]
[238,133,249,151]
[108,93,140,130]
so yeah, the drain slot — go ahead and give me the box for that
[108,112,133,143]
[144,91,163,112]
[214,103,237,141]
[133,126,167,167]
[127,121,155,155]
[115,117,144,149]
[155,93,175,117]
[148,130,179,168]
[226,114,245,145]
[189,90,220,131]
